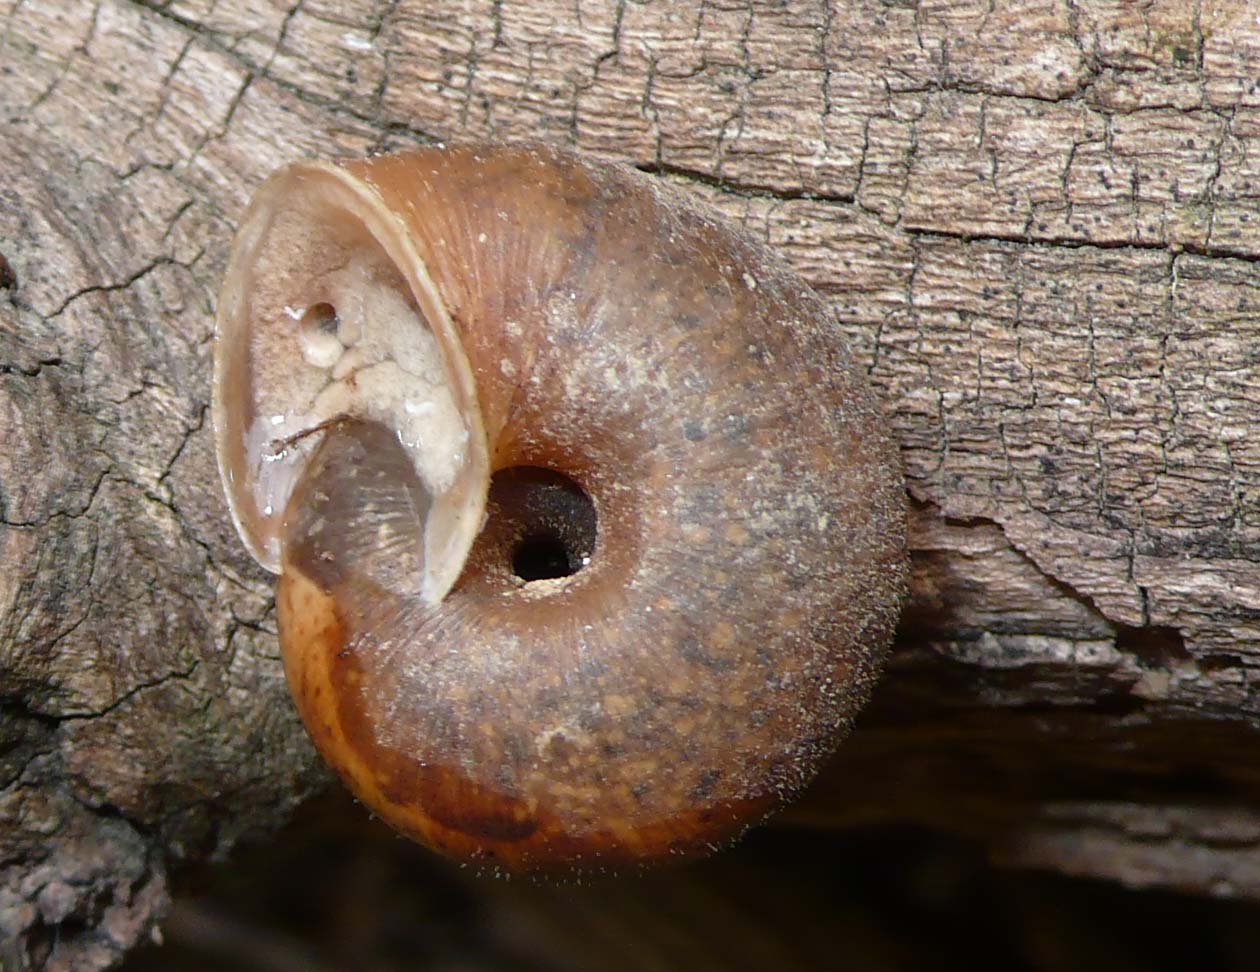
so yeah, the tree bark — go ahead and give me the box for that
[4,0,1260,966]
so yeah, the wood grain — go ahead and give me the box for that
[3,1,1259,966]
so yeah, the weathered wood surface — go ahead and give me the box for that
[3,0,1260,967]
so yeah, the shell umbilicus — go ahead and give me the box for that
[213,142,906,871]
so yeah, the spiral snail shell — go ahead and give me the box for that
[213,142,906,871]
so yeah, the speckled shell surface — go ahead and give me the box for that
[216,142,907,872]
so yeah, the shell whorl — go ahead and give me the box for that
[213,142,907,871]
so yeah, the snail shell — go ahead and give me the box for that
[213,142,906,871]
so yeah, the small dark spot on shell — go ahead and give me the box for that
[0,253,14,291]
[679,636,731,671]
[691,768,723,800]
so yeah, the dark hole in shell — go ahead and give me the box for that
[488,467,596,582]
[301,301,339,335]
[512,534,574,581]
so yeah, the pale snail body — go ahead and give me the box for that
[213,143,906,870]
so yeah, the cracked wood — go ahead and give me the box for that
[3,0,1260,968]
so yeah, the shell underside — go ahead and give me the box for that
[214,143,908,870]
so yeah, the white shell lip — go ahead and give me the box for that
[212,159,489,606]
